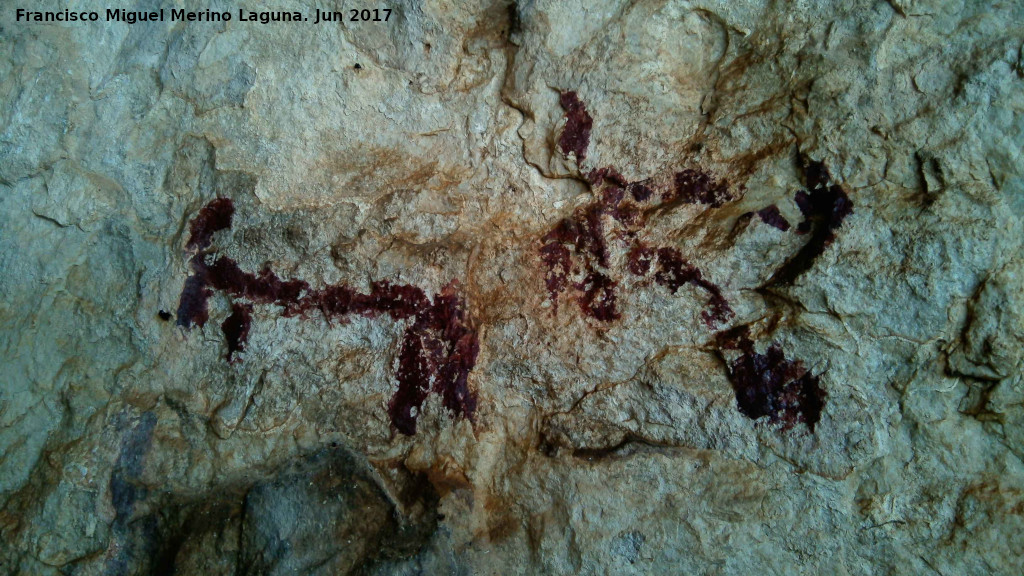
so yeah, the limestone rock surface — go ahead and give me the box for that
[1,0,1023,574]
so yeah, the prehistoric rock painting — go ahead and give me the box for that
[176,199,478,435]
[540,92,849,431]
[174,94,850,436]
[716,326,826,431]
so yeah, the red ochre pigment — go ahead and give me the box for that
[540,93,848,431]
[176,199,478,435]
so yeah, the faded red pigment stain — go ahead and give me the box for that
[626,243,654,276]
[537,170,734,324]
[715,326,825,431]
[176,199,479,435]
[576,272,619,322]
[539,93,853,432]
[651,247,733,327]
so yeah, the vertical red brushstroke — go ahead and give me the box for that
[558,91,593,162]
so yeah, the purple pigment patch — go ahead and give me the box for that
[767,160,853,285]
[653,248,733,326]
[389,283,480,435]
[575,272,620,321]
[390,325,434,435]
[538,206,612,312]
[350,281,430,320]
[534,93,830,435]
[581,204,610,267]
[176,258,212,328]
[558,91,593,162]
[627,182,654,203]
[626,243,654,276]
[670,169,733,207]
[221,302,253,363]
[602,185,625,207]
[185,198,234,251]
[539,241,571,312]
[538,94,734,327]
[176,199,479,435]
[793,165,853,236]
[538,202,624,319]
[202,257,311,314]
[716,327,825,431]
[755,205,791,231]
[586,167,629,188]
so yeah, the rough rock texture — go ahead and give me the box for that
[2,0,1023,574]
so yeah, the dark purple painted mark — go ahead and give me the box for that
[581,205,609,267]
[558,91,593,162]
[670,169,733,207]
[390,283,480,435]
[602,185,624,207]
[588,169,657,204]
[716,327,825,431]
[203,257,311,313]
[176,261,212,328]
[626,243,654,276]
[627,182,654,203]
[754,204,791,231]
[606,193,643,228]
[538,195,730,324]
[575,272,620,321]
[351,282,431,319]
[653,248,733,326]
[767,160,853,285]
[176,200,479,435]
[391,325,433,435]
[539,95,734,326]
[542,214,607,269]
[539,204,624,320]
[185,197,234,251]
[222,302,253,363]
[536,94,830,434]
[586,167,629,188]
[652,247,700,293]
[536,193,630,317]
[539,241,571,312]
[793,164,852,236]
[539,203,619,320]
